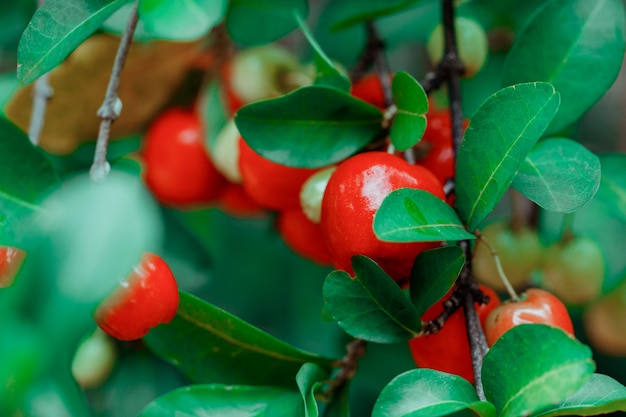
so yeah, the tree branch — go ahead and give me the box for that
[89,0,139,182]
[28,0,52,146]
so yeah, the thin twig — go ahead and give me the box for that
[475,231,519,300]
[463,290,488,401]
[319,338,366,402]
[89,0,139,182]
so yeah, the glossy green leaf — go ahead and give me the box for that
[374,188,475,242]
[390,71,428,151]
[372,369,497,417]
[296,363,327,417]
[138,0,226,40]
[30,172,163,305]
[482,324,595,417]
[0,118,59,245]
[226,0,308,46]
[322,255,421,343]
[594,153,626,223]
[512,138,601,213]
[145,291,334,388]
[456,82,560,232]
[139,384,304,417]
[235,85,383,168]
[502,0,626,134]
[534,373,626,417]
[410,246,464,316]
[296,14,350,92]
[17,0,132,84]
[331,0,425,31]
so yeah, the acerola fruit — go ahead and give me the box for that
[216,183,267,218]
[0,246,26,288]
[583,282,626,356]
[142,108,226,207]
[238,137,318,211]
[427,17,489,78]
[541,236,605,306]
[277,209,333,266]
[350,72,391,109]
[484,288,574,346]
[94,253,179,341]
[408,285,500,382]
[71,329,117,389]
[320,151,445,281]
[299,166,337,224]
[472,220,543,292]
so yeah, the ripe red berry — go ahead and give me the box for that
[408,285,500,382]
[142,108,226,207]
[320,152,445,281]
[238,138,318,211]
[94,253,179,341]
[0,246,26,288]
[484,288,574,346]
[277,209,333,266]
[350,72,389,109]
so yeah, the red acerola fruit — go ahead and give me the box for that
[142,108,226,207]
[408,285,500,382]
[277,209,333,266]
[94,253,179,341]
[0,246,26,288]
[238,138,318,211]
[484,288,574,346]
[320,151,445,281]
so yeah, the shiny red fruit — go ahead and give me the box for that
[0,246,26,288]
[94,253,179,341]
[350,72,390,109]
[320,152,445,281]
[216,183,267,218]
[142,108,226,207]
[484,288,574,346]
[238,138,318,211]
[277,209,333,266]
[408,285,500,382]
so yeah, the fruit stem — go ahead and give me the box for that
[89,0,139,183]
[475,230,519,300]
[319,338,366,402]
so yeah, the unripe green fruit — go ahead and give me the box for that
[584,280,626,356]
[541,237,604,306]
[299,166,336,223]
[427,17,488,78]
[230,44,304,103]
[72,329,118,389]
[212,119,242,184]
[473,220,543,291]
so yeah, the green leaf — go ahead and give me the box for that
[372,369,497,417]
[139,384,304,417]
[234,85,383,168]
[295,14,350,92]
[512,138,601,213]
[138,0,227,41]
[456,82,560,232]
[410,246,464,316]
[502,0,626,134]
[322,255,421,343]
[482,324,595,417]
[17,0,132,84]
[374,188,475,242]
[30,172,163,306]
[331,0,425,31]
[0,118,59,245]
[534,373,626,417]
[226,0,308,46]
[145,291,334,388]
[390,71,428,151]
[594,153,626,223]
[322,383,350,417]
[296,363,327,417]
